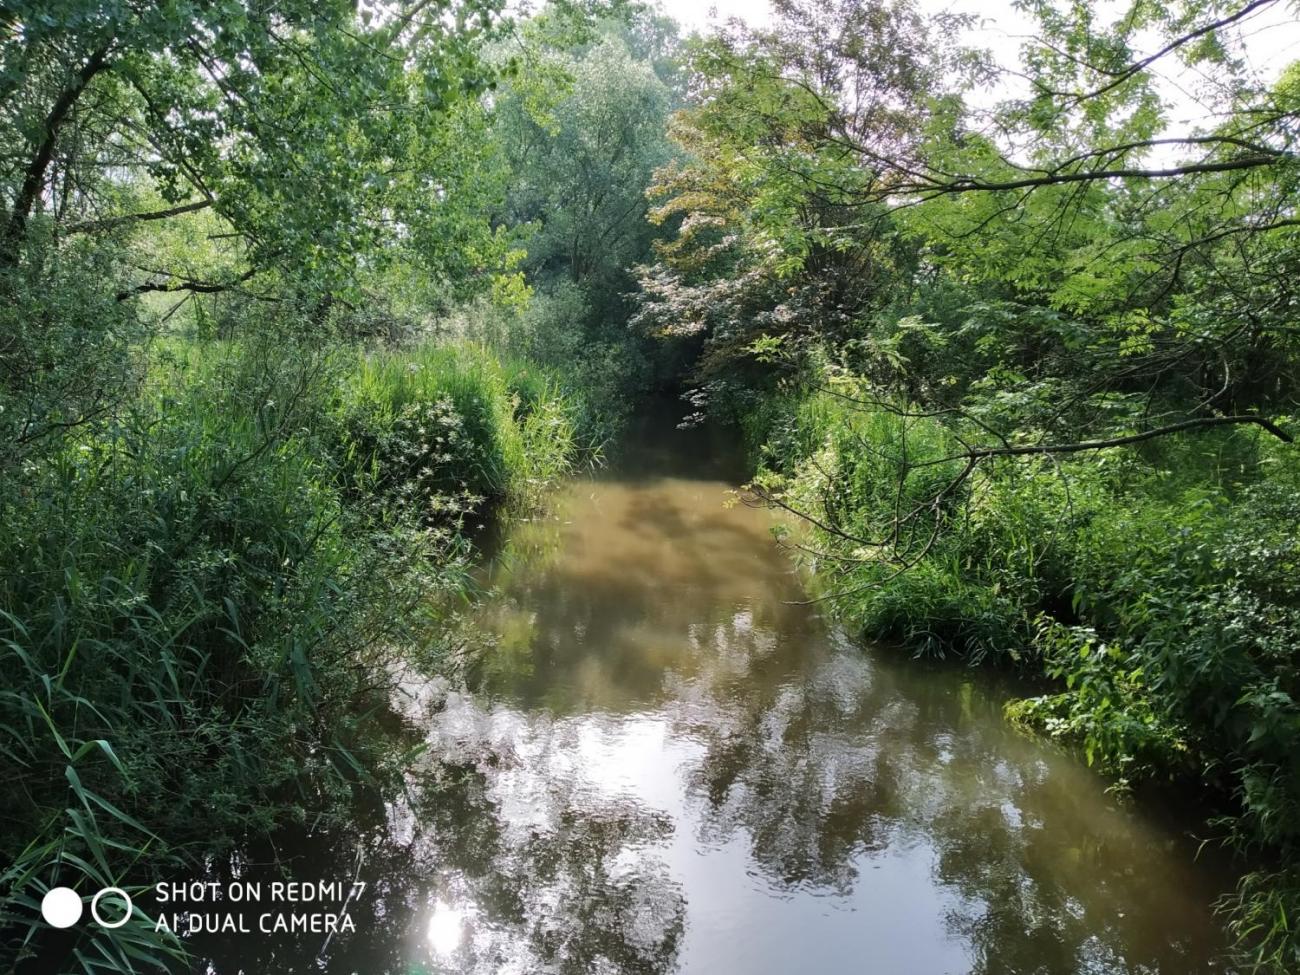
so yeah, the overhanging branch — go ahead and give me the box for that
[115,267,257,301]
[963,414,1293,458]
[67,200,212,235]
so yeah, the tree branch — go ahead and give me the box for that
[67,199,212,235]
[899,154,1286,197]
[115,267,257,301]
[964,414,1292,459]
[1,42,113,264]
[1054,0,1283,106]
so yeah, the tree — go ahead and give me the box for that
[494,21,676,302]
[0,0,517,457]
[636,0,1298,449]
[632,0,972,408]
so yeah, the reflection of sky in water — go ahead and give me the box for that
[379,474,1235,975]
[426,900,467,957]
[191,465,1237,975]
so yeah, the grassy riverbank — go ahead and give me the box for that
[749,387,1300,969]
[0,336,586,970]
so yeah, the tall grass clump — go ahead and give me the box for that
[438,285,657,447]
[0,334,584,972]
[337,342,583,516]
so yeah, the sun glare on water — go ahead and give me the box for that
[426,900,465,957]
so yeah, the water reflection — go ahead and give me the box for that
[195,431,1236,974]
[426,900,466,957]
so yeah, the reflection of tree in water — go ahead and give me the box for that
[466,477,808,713]
[200,470,1233,975]
[193,742,684,975]
[930,788,1231,975]
[398,753,685,975]
[668,617,1233,974]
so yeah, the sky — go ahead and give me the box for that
[653,0,1300,91]
[654,0,1299,76]
[655,0,773,29]
[653,0,1300,149]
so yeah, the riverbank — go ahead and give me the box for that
[746,386,1300,969]
[1,337,589,972]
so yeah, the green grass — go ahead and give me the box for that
[338,343,582,510]
[0,335,586,972]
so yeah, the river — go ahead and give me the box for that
[198,413,1237,974]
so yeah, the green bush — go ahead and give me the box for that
[337,342,582,512]
[438,284,653,447]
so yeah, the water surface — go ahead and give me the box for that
[201,418,1236,974]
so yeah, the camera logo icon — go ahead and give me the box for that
[40,887,133,929]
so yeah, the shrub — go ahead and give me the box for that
[438,285,652,448]
[337,342,582,512]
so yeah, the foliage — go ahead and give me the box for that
[494,21,677,302]
[632,0,978,409]
[760,390,1300,967]
[439,284,651,443]
[431,7,689,445]
[0,335,584,971]
[338,341,583,511]
[0,0,526,476]
[0,0,515,291]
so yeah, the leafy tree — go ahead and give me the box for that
[632,0,977,408]
[1,1,514,283]
[638,0,1299,495]
[495,18,677,303]
[0,0,523,461]
[446,7,687,434]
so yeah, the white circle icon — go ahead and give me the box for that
[90,887,133,929]
[40,887,83,928]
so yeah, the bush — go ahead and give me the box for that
[338,342,582,511]
[438,284,654,447]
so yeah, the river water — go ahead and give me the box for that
[200,416,1237,974]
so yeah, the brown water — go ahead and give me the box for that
[197,418,1238,974]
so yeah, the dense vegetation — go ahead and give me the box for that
[2,0,1299,971]
[0,2,676,970]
